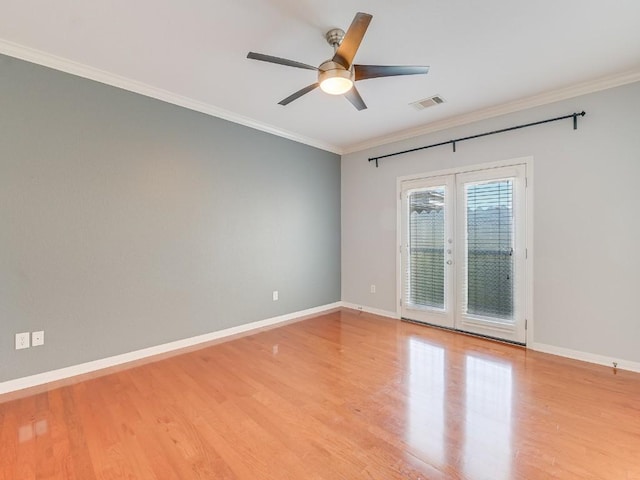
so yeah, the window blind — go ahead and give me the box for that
[464,179,514,320]
[406,188,445,309]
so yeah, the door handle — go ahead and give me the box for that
[446,260,453,265]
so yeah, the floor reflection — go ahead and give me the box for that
[406,333,516,478]
[463,354,513,480]
[407,337,446,467]
[18,419,48,443]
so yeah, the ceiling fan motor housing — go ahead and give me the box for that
[318,60,354,94]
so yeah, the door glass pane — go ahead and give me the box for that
[407,187,445,309]
[465,180,514,320]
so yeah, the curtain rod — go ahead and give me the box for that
[368,111,586,167]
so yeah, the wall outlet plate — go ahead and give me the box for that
[32,331,44,346]
[15,332,30,350]
[272,290,279,301]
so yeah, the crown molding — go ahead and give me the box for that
[342,67,640,155]
[2,38,638,158]
[0,39,342,155]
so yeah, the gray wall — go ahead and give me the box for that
[0,54,341,383]
[342,81,640,363]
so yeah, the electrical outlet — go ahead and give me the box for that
[15,332,30,350]
[32,331,44,347]
[370,284,376,294]
[272,290,279,301]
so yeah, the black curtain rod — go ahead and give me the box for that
[368,111,586,167]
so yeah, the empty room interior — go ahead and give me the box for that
[1,1,640,479]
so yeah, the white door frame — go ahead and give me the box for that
[396,157,534,346]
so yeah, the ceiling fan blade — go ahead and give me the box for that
[278,83,320,106]
[247,52,318,71]
[354,65,430,81]
[332,12,373,69]
[344,85,367,111]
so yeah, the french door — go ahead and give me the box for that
[401,164,527,344]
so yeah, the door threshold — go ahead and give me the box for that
[401,317,526,347]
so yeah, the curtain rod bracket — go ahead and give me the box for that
[573,111,586,130]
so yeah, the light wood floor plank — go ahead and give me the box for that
[1,308,640,479]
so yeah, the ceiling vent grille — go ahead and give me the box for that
[411,95,446,110]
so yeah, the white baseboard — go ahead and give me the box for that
[0,302,342,396]
[6,304,635,397]
[340,302,400,320]
[530,342,640,373]
[340,303,640,374]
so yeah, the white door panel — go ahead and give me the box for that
[455,165,526,343]
[401,176,454,328]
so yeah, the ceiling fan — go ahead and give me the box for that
[247,12,429,111]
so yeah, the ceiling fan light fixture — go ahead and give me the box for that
[320,76,353,95]
[247,12,428,110]
[318,67,353,95]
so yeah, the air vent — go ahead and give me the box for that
[411,95,446,110]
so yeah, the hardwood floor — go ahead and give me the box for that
[1,308,639,479]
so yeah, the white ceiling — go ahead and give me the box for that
[1,0,639,154]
